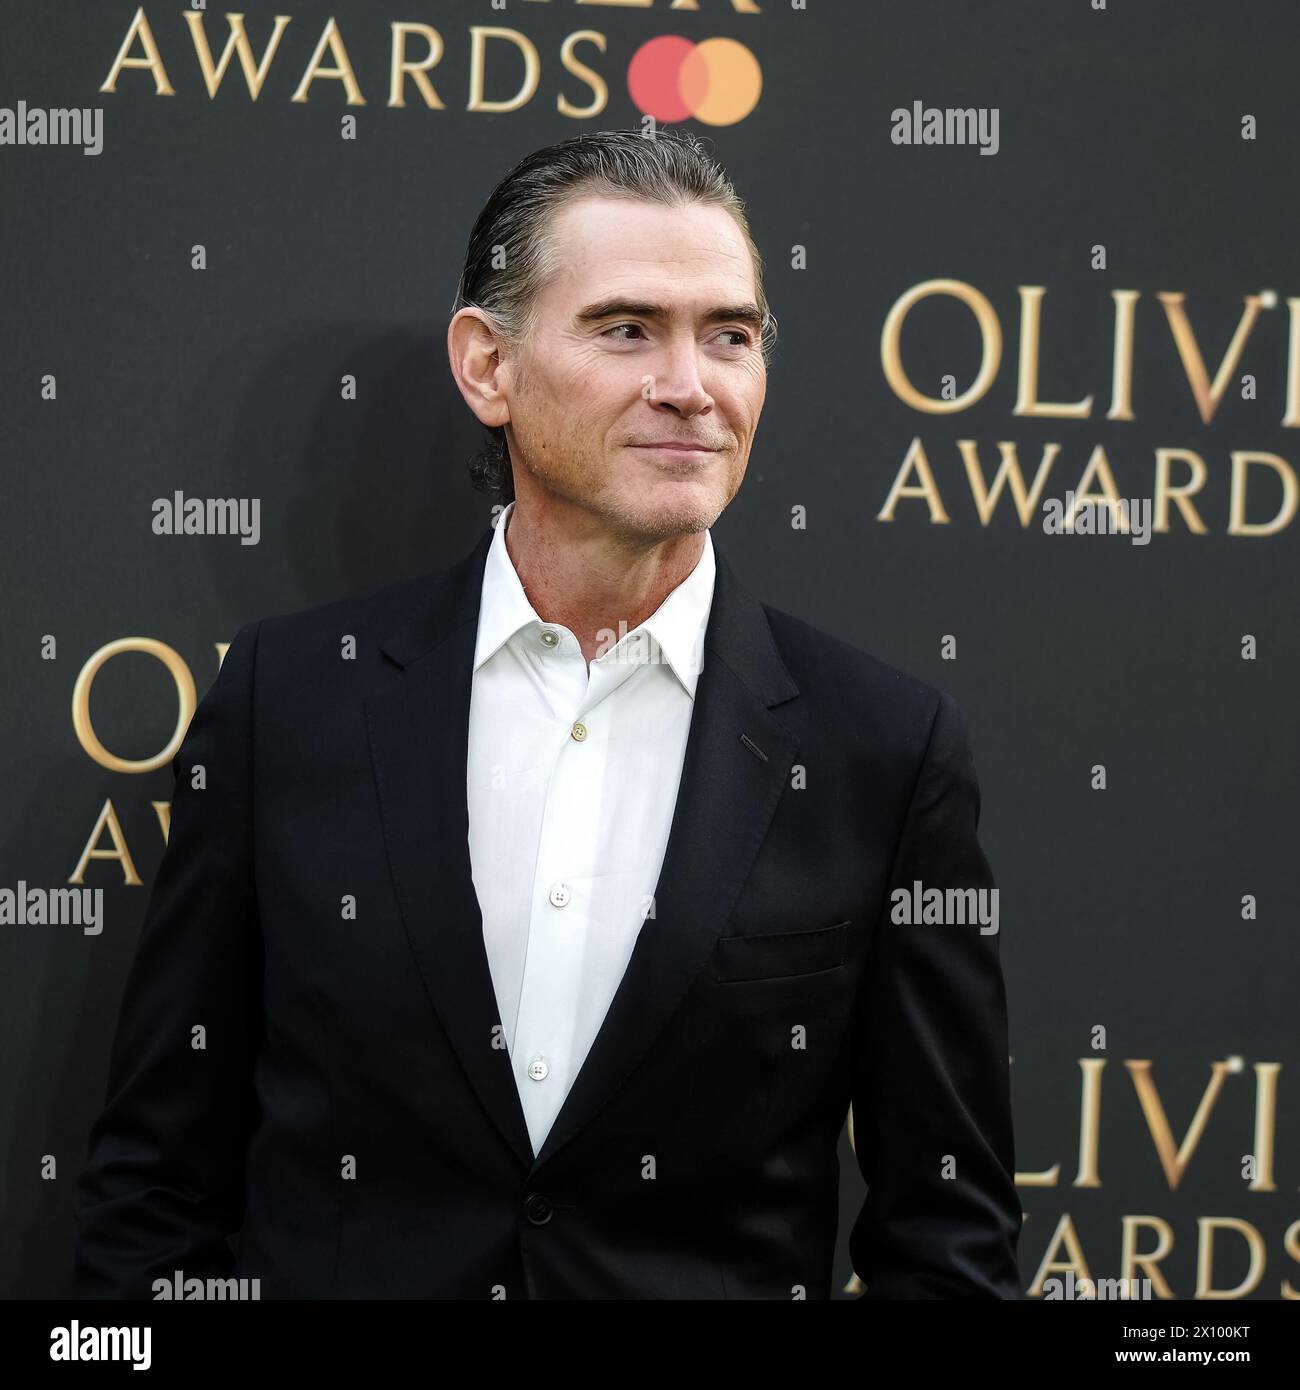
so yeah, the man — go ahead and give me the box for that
[75,128,1021,1299]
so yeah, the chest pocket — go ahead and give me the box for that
[714,920,850,983]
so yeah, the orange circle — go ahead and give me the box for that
[688,38,763,127]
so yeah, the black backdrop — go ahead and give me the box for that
[2,0,1297,1300]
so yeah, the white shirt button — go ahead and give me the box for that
[539,629,559,647]
[571,721,588,742]
[548,882,571,908]
[527,1057,549,1081]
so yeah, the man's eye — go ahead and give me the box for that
[601,324,752,347]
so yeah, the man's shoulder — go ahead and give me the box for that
[756,600,962,762]
[223,560,467,691]
[759,600,942,713]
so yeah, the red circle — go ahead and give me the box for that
[627,35,696,123]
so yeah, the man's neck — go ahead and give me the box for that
[503,499,706,670]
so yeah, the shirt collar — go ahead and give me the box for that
[473,499,716,697]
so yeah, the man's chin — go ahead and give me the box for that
[616,481,726,538]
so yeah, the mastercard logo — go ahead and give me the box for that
[627,36,763,127]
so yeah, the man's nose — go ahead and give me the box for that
[646,340,713,415]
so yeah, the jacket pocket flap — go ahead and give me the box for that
[714,920,850,982]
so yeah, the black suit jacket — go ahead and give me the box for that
[74,523,1022,1299]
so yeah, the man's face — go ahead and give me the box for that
[501,195,767,541]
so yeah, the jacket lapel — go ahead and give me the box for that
[534,543,800,1167]
[366,522,800,1176]
[366,527,537,1170]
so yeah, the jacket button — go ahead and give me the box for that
[524,1193,553,1226]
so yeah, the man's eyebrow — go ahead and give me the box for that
[574,298,764,330]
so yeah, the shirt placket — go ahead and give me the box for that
[510,626,646,1154]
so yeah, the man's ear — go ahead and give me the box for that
[448,308,512,429]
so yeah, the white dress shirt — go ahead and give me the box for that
[466,500,717,1157]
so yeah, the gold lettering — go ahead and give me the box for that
[1249,1062,1280,1192]
[571,0,764,10]
[1282,1220,1300,1300]
[1107,290,1140,421]
[558,31,607,118]
[1284,298,1300,427]
[880,279,1002,414]
[1067,445,1128,532]
[1196,1218,1265,1299]
[1153,448,1209,533]
[1120,1216,1176,1299]
[958,439,1059,526]
[1127,1059,1232,1192]
[1075,1059,1104,1188]
[69,799,142,887]
[101,6,175,96]
[72,639,197,775]
[1228,450,1298,536]
[1026,1213,1091,1298]
[291,18,366,105]
[468,28,541,114]
[877,437,950,523]
[184,12,292,101]
[389,23,446,110]
[1159,292,1264,426]
[1014,287,1093,418]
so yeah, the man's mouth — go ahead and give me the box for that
[630,442,721,453]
